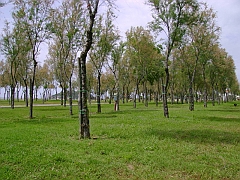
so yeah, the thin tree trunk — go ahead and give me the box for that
[144,82,148,107]
[97,72,101,113]
[60,84,63,106]
[29,79,34,119]
[64,86,67,107]
[212,88,215,106]
[24,82,28,107]
[10,85,15,109]
[203,68,207,108]
[55,86,58,100]
[161,76,169,118]
[126,87,129,103]
[69,78,73,115]
[171,85,174,104]
[122,85,125,104]
[133,86,137,108]
[189,82,194,111]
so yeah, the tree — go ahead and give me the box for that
[47,0,83,114]
[89,9,118,113]
[12,0,54,118]
[125,26,161,108]
[78,0,116,138]
[148,0,199,117]
[183,3,219,110]
[107,42,124,111]
[1,22,21,108]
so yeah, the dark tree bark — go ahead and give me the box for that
[78,0,99,139]
[29,61,37,119]
[189,84,194,111]
[60,83,63,106]
[97,72,101,113]
[10,85,15,109]
[161,73,169,118]
[63,86,67,107]
[69,78,73,115]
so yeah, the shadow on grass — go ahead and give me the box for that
[146,129,240,145]
[103,108,160,115]
[16,117,75,124]
[90,115,118,119]
[36,107,68,112]
[208,109,239,113]
[205,116,240,123]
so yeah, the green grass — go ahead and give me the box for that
[0,101,240,179]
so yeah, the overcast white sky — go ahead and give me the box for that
[0,0,240,82]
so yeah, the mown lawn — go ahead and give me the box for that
[0,101,240,179]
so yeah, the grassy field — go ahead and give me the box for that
[0,100,240,179]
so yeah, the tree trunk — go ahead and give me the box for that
[10,85,15,109]
[122,85,125,104]
[114,83,120,111]
[24,81,28,107]
[170,84,174,104]
[133,86,137,108]
[189,83,194,111]
[60,84,63,106]
[35,88,38,101]
[29,78,34,119]
[161,77,169,118]
[78,0,99,139]
[203,69,207,108]
[144,82,148,107]
[55,86,58,100]
[212,88,215,106]
[126,87,129,103]
[79,54,90,139]
[64,86,67,107]
[69,78,73,115]
[97,72,101,113]
[16,86,20,102]
[155,91,159,107]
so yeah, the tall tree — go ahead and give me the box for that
[78,0,115,138]
[1,22,21,108]
[47,0,83,114]
[183,3,219,110]
[107,41,124,111]
[89,8,118,113]
[12,0,54,118]
[148,0,199,117]
[125,26,161,108]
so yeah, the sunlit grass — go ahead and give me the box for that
[0,100,240,179]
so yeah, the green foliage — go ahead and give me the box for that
[0,102,240,179]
